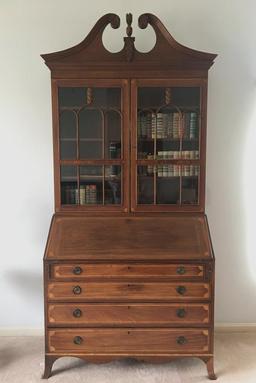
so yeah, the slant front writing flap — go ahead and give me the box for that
[45,215,213,260]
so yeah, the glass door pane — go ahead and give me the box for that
[105,165,121,204]
[80,166,103,205]
[58,84,125,210]
[136,85,201,208]
[156,164,180,204]
[105,110,121,160]
[58,87,122,161]
[59,111,77,160]
[137,166,154,204]
[137,87,200,160]
[79,109,103,159]
[60,165,78,205]
[181,165,200,204]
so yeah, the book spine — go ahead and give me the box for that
[80,185,86,205]
[173,112,180,139]
[147,153,154,175]
[168,165,174,177]
[151,113,156,139]
[157,165,163,177]
[189,112,197,139]
[162,164,168,177]
[174,165,180,177]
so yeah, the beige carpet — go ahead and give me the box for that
[0,332,255,382]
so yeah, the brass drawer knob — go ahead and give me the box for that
[73,308,82,318]
[73,266,83,275]
[176,308,186,318]
[73,336,83,345]
[73,286,82,295]
[176,285,187,295]
[176,266,186,275]
[176,336,187,345]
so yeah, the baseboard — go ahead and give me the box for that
[0,324,255,336]
[215,323,256,333]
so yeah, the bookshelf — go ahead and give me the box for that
[55,82,203,211]
[41,13,217,380]
[58,86,123,208]
[131,83,202,212]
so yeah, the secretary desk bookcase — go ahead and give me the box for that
[41,13,217,380]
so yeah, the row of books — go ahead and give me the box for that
[80,184,97,204]
[157,165,200,177]
[62,184,97,204]
[144,165,200,177]
[158,150,199,159]
[138,112,198,139]
[141,150,200,160]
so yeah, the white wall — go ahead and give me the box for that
[0,0,256,329]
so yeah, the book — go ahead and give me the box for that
[189,112,197,139]
[147,153,154,175]
[63,185,79,204]
[173,112,180,139]
[80,185,86,205]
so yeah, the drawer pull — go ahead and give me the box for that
[73,336,83,345]
[176,266,186,275]
[73,266,83,275]
[73,308,82,318]
[73,286,82,295]
[176,336,187,345]
[176,308,186,318]
[176,285,187,295]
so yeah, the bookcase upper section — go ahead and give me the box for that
[41,13,217,78]
[41,14,217,213]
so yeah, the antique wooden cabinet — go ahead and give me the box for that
[41,13,217,380]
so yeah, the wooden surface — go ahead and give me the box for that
[42,13,217,214]
[48,281,210,301]
[45,215,213,260]
[5,333,256,382]
[48,303,210,326]
[51,263,204,280]
[42,12,216,380]
[48,328,210,353]
[41,13,217,78]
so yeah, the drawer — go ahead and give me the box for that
[48,303,210,326]
[50,263,204,280]
[48,328,210,353]
[48,282,210,301]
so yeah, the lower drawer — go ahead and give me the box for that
[48,303,210,326]
[48,328,210,353]
[48,282,210,301]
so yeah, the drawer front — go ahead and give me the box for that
[51,263,204,280]
[48,328,210,353]
[48,303,210,326]
[48,282,210,301]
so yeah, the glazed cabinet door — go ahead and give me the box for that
[53,79,129,212]
[131,79,207,213]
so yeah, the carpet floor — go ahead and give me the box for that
[0,332,255,382]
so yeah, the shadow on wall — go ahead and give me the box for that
[6,269,43,300]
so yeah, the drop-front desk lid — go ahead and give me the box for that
[45,215,214,261]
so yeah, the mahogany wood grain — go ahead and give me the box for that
[45,215,213,260]
[42,12,217,380]
[51,263,204,280]
[48,303,210,326]
[48,282,210,301]
[41,13,216,78]
[48,328,210,353]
